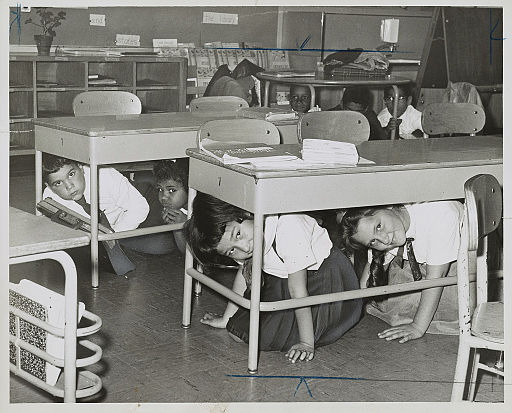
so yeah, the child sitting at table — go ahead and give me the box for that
[377,84,424,139]
[125,158,189,255]
[339,201,464,343]
[42,154,149,275]
[183,192,362,363]
[328,86,387,140]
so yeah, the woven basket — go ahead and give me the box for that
[328,67,389,80]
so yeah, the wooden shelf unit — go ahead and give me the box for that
[9,53,188,156]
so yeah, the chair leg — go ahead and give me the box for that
[451,342,471,401]
[193,264,203,296]
[468,349,480,401]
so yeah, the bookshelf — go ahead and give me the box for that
[9,53,187,156]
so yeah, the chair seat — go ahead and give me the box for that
[471,302,504,343]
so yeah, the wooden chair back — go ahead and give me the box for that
[461,174,502,306]
[422,103,485,136]
[73,91,142,116]
[197,119,280,148]
[189,96,249,112]
[298,110,370,145]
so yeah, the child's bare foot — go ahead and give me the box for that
[200,311,228,328]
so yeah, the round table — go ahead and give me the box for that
[256,72,412,140]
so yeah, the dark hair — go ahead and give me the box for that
[42,154,79,183]
[342,87,372,108]
[384,84,414,98]
[153,158,189,188]
[183,192,251,266]
[289,84,311,97]
[339,206,384,252]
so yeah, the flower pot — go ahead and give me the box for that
[34,35,53,56]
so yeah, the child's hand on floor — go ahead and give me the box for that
[200,311,229,329]
[377,322,425,343]
[161,208,187,224]
[285,342,315,363]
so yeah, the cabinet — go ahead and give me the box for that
[9,54,187,155]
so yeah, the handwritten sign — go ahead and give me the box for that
[202,12,238,25]
[115,34,140,47]
[153,38,178,48]
[89,14,105,27]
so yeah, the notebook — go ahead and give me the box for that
[199,141,298,165]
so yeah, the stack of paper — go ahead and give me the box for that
[237,107,297,122]
[301,139,360,165]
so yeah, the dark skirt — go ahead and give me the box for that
[226,247,363,352]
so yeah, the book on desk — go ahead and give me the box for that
[237,106,298,122]
[199,142,299,165]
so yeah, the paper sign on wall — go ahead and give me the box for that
[203,12,238,25]
[116,34,140,47]
[153,39,178,48]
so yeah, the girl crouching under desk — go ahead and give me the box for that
[339,201,465,343]
[183,192,362,364]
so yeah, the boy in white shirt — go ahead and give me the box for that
[377,84,424,139]
[42,154,149,275]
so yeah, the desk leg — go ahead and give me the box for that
[35,150,42,216]
[182,187,196,328]
[247,211,264,374]
[90,161,99,288]
[390,85,399,140]
[10,251,78,403]
[264,80,270,107]
[308,85,316,110]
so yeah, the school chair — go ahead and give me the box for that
[189,96,249,112]
[297,110,370,145]
[421,103,485,138]
[73,91,152,174]
[451,174,504,401]
[197,118,281,147]
[72,91,142,116]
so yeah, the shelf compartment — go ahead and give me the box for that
[136,62,182,87]
[88,61,132,88]
[37,91,83,117]
[10,120,34,149]
[137,89,181,113]
[10,61,33,88]
[10,91,34,119]
[36,61,85,88]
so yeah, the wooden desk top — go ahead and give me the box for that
[187,135,503,179]
[9,207,90,258]
[256,72,412,87]
[33,111,297,137]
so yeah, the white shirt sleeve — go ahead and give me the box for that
[101,168,149,232]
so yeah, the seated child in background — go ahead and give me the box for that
[126,158,189,255]
[42,154,149,275]
[328,87,387,141]
[339,201,464,343]
[377,84,424,139]
[184,192,362,364]
[289,84,320,114]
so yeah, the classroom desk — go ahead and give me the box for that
[9,207,102,402]
[256,72,412,140]
[183,135,503,373]
[33,112,298,288]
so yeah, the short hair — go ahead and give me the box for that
[342,87,372,107]
[153,158,189,188]
[384,83,414,98]
[42,154,79,183]
[183,192,250,266]
[289,84,311,97]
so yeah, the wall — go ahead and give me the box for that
[10,6,279,48]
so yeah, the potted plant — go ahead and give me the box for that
[25,8,66,56]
